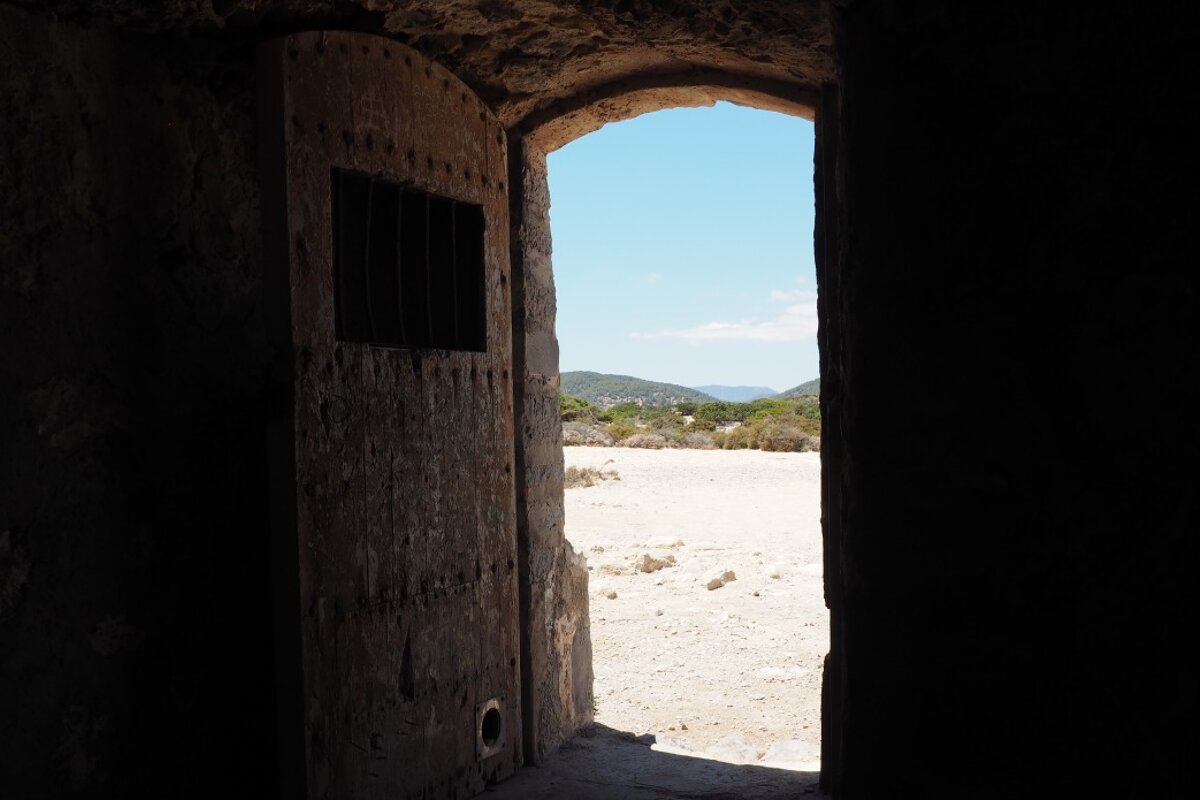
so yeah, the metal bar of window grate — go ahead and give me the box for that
[450,201,460,350]
[423,193,434,346]
[395,190,407,345]
[362,177,376,342]
[335,169,350,340]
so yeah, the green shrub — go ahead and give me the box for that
[562,393,821,452]
[606,401,644,419]
[693,401,739,423]
[722,424,755,449]
[792,415,821,437]
[560,393,598,422]
[606,419,637,441]
[756,419,813,452]
[651,413,685,431]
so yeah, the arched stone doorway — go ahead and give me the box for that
[506,80,841,797]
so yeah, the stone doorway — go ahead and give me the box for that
[505,103,828,798]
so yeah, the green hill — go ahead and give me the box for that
[561,371,717,409]
[777,377,820,398]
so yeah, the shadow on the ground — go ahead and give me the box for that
[484,724,823,799]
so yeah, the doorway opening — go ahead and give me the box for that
[548,102,826,775]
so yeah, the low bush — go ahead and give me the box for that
[557,394,821,452]
[606,419,637,441]
[564,462,620,488]
[619,432,668,449]
[562,421,614,447]
[677,431,718,449]
[721,424,755,449]
[756,419,815,452]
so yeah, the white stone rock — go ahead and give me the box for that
[705,733,763,764]
[645,536,685,549]
[766,563,784,579]
[650,733,693,757]
[762,739,821,768]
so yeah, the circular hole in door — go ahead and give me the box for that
[480,707,503,747]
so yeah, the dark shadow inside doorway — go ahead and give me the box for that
[486,723,822,799]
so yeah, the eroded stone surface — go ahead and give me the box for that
[15,0,832,133]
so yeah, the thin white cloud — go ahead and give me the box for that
[631,289,818,343]
[769,287,810,303]
[644,271,663,286]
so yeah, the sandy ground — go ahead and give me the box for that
[563,446,828,771]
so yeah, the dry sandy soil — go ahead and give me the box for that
[563,446,827,772]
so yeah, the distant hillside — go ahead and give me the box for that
[693,385,778,402]
[561,371,716,409]
[777,378,820,398]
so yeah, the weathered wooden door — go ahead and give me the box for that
[260,31,521,799]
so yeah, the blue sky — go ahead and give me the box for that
[546,101,817,393]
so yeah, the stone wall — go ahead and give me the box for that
[824,3,1199,796]
[10,0,833,130]
[2,1,1198,797]
[0,6,276,796]
[508,139,594,762]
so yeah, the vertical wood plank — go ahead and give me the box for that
[267,30,520,799]
[278,31,368,800]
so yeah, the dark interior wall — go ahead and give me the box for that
[4,0,1198,797]
[828,2,1198,796]
[0,7,276,796]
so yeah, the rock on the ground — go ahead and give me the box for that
[766,563,784,579]
[650,732,694,757]
[705,568,737,590]
[635,553,675,573]
[705,733,763,764]
[762,739,821,766]
[645,536,685,549]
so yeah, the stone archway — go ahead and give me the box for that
[516,71,817,152]
[503,81,839,794]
